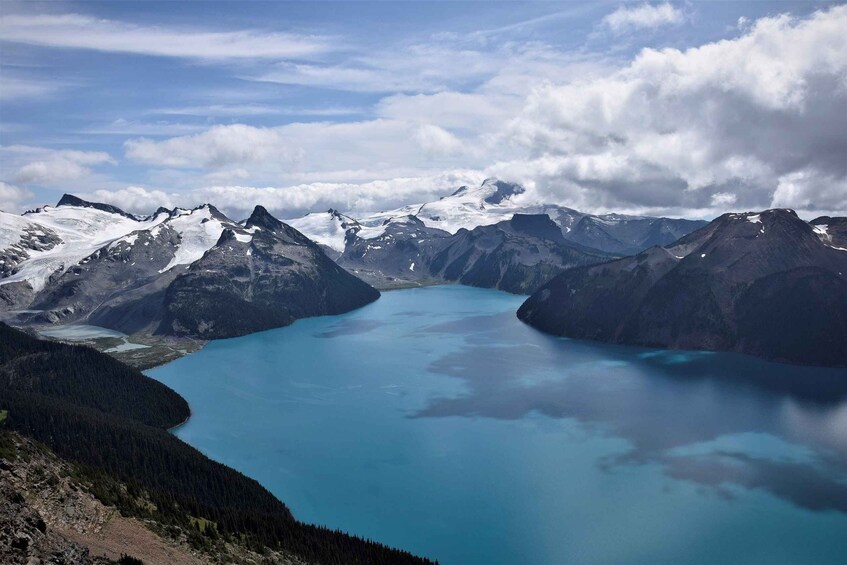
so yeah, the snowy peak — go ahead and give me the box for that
[245,205,284,232]
[810,216,847,251]
[56,194,138,220]
[285,209,362,254]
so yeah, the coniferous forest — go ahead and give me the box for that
[0,323,434,565]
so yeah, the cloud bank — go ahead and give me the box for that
[3,6,845,221]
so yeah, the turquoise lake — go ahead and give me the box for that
[148,285,847,565]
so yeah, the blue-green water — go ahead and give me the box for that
[148,286,847,564]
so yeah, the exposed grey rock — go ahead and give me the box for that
[340,213,616,294]
[157,206,380,338]
[810,216,847,249]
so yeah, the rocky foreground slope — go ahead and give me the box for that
[518,209,847,366]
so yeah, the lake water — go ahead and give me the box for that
[148,285,847,565]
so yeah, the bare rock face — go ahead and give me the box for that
[157,206,380,338]
[518,209,847,367]
[810,216,847,249]
[340,214,616,294]
[1,197,380,340]
[1,435,96,565]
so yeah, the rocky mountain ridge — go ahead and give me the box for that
[518,209,847,366]
[1,197,379,340]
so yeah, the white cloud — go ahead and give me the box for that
[413,125,465,157]
[124,124,300,169]
[76,170,486,219]
[602,3,684,33]
[0,13,332,60]
[12,7,845,220]
[0,181,33,212]
[252,41,589,95]
[149,104,361,118]
[83,119,206,136]
[710,192,737,207]
[505,5,847,215]
[80,186,178,213]
[771,169,847,212]
[0,73,64,101]
[124,120,485,178]
[2,146,116,184]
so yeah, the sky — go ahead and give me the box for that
[0,1,845,220]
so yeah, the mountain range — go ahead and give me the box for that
[2,181,844,367]
[518,209,847,366]
[1,198,378,339]
[0,180,707,339]
[288,178,707,291]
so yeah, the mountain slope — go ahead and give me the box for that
[518,209,847,366]
[1,197,380,340]
[338,213,616,293]
[426,214,616,293]
[286,179,706,293]
[0,323,432,564]
[290,179,707,258]
[157,206,380,338]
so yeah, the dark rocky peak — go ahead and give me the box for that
[245,206,283,231]
[388,214,427,228]
[449,185,472,198]
[810,216,835,225]
[328,208,360,229]
[481,178,525,204]
[56,194,137,220]
[196,203,231,222]
[215,228,239,246]
[709,209,814,242]
[507,214,565,243]
[809,216,847,248]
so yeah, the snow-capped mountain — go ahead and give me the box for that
[810,216,847,250]
[1,196,378,338]
[285,178,709,260]
[281,178,707,291]
[285,208,362,258]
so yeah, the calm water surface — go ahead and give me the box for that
[148,286,847,565]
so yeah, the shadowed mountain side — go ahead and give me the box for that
[518,209,847,366]
[340,214,616,293]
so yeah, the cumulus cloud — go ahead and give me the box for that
[124,120,482,178]
[80,186,178,213]
[22,6,846,220]
[506,5,847,215]
[710,192,738,207]
[0,13,331,60]
[2,146,115,184]
[124,124,299,169]
[602,3,684,33]
[0,181,34,212]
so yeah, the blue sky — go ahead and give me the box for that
[1,1,844,219]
